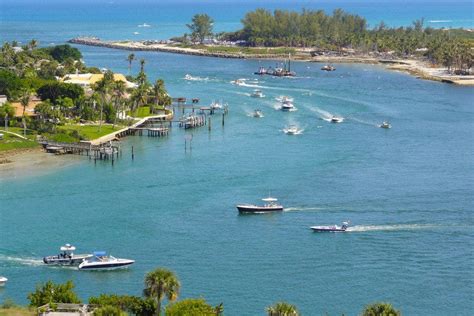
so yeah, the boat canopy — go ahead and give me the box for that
[262,197,278,202]
[93,251,107,256]
[60,244,76,251]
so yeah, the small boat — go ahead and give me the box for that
[133,32,140,35]
[281,100,296,112]
[321,65,336,71]
[251,89,264,98]
[231,79,245,86]
[236,197,284,213]
[379,121,391,129]
[43,244,92,266]
[330,116,343,123]
[78,251,134,270]
[254,66,267,75]
[138,23,151,28]
[311,222,350,232]
[0,276,7,286]
[283,125,300,135]
[252,109,264,118]
[184,74,193,80]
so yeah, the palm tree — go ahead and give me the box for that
[20,90,31,136]
[127,53,135,75]
[266,302,299,316]
[139,58,146,74]
[112,80,126,127]
[361,302,401,316]
[28,39,38,50]
[151,79,170,114]
[144,268,180,316]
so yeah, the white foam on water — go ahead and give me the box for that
[347,224,440,232]
[0,255,43,266]
[283,207,324,212]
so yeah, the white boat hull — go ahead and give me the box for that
[78,259,134,270]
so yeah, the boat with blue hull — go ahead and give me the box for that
[78,251,134,270]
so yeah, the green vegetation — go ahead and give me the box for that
[144,268,180,316]
[165,299,222,316]
[266,302,299,316]
[27,280,81,307]
[22,270,403,315]
[362,302,401,316]
[186,14,214,44]
[0,39,173,151]
[0,127,39,152]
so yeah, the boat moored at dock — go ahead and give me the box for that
[310,222,350,232]
[236,197,284,213]
[78,251,134,270]
[43,244,92,266]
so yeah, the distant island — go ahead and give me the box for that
[69,8,473,85]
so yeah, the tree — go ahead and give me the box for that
[47,44,82,63]
[361,302,401,316]
[0,102,15,130]
[165,298,222,316]
[20,89,31,136]
[27,280,81,307]
[93,305,127,316]
[37,82,84,104]
[187,14,214,44]
[112,80,127,126]
[266,302,299,316]
[28,39,38,51]
[127,53,135,75]
[89,294,156,316]
[144,268,180,316]
[151,79,171,114]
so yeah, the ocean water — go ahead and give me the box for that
[1,0,473,45]
[1,1,474,315]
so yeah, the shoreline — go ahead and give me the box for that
[69,37,474,86]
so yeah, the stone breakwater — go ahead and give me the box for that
[68,37,291,60]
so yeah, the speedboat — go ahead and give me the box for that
[321,65,336,71]
[251,89,264,98]
[236,197,283,213]
[43,244,92,266]
[311,222,350,232]
[330,116,343,123]
[78,251,134,270]
[281,101,296,112]
[231,79,245,86]
[283,125,300,135]
[252,109,264,118]
[184,74,193,80]
[0,276,7,286]
[379,121,391,129]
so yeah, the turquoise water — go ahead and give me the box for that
[1,0,473,45]
[1,47,473,314]
[1,1,474,315]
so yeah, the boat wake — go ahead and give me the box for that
[0,255,43,266]
[348,117,379,127]
[346,224,440,232]
[306,106,340,121]
[283,207,324,212]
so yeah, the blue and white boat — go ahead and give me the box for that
[78,251,134,270]
[0,276,7,286]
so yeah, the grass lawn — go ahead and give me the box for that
[0,127,39,152]
[58,124,125,141]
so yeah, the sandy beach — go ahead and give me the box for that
[0,148,80,180]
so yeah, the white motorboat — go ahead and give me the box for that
[283,125,300,135]
[252,109,264,118]
[43,244,92,266]
[311,221,350,232]
[78,251,134,270]
[0,276,7,286]
[321,65,336,71]
[330,116,344,123]
[379,121,391,129]
[138,23,151,28]
[251,89,264,98]
[231,79,245,86]
[236,197,284,213]
[281,101,296,111]
[184,74,193,80]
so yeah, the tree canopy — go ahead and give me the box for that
[187,14,214,43]
[27,280,81,307]
[165,298,221,316]
[361,302,401,316]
